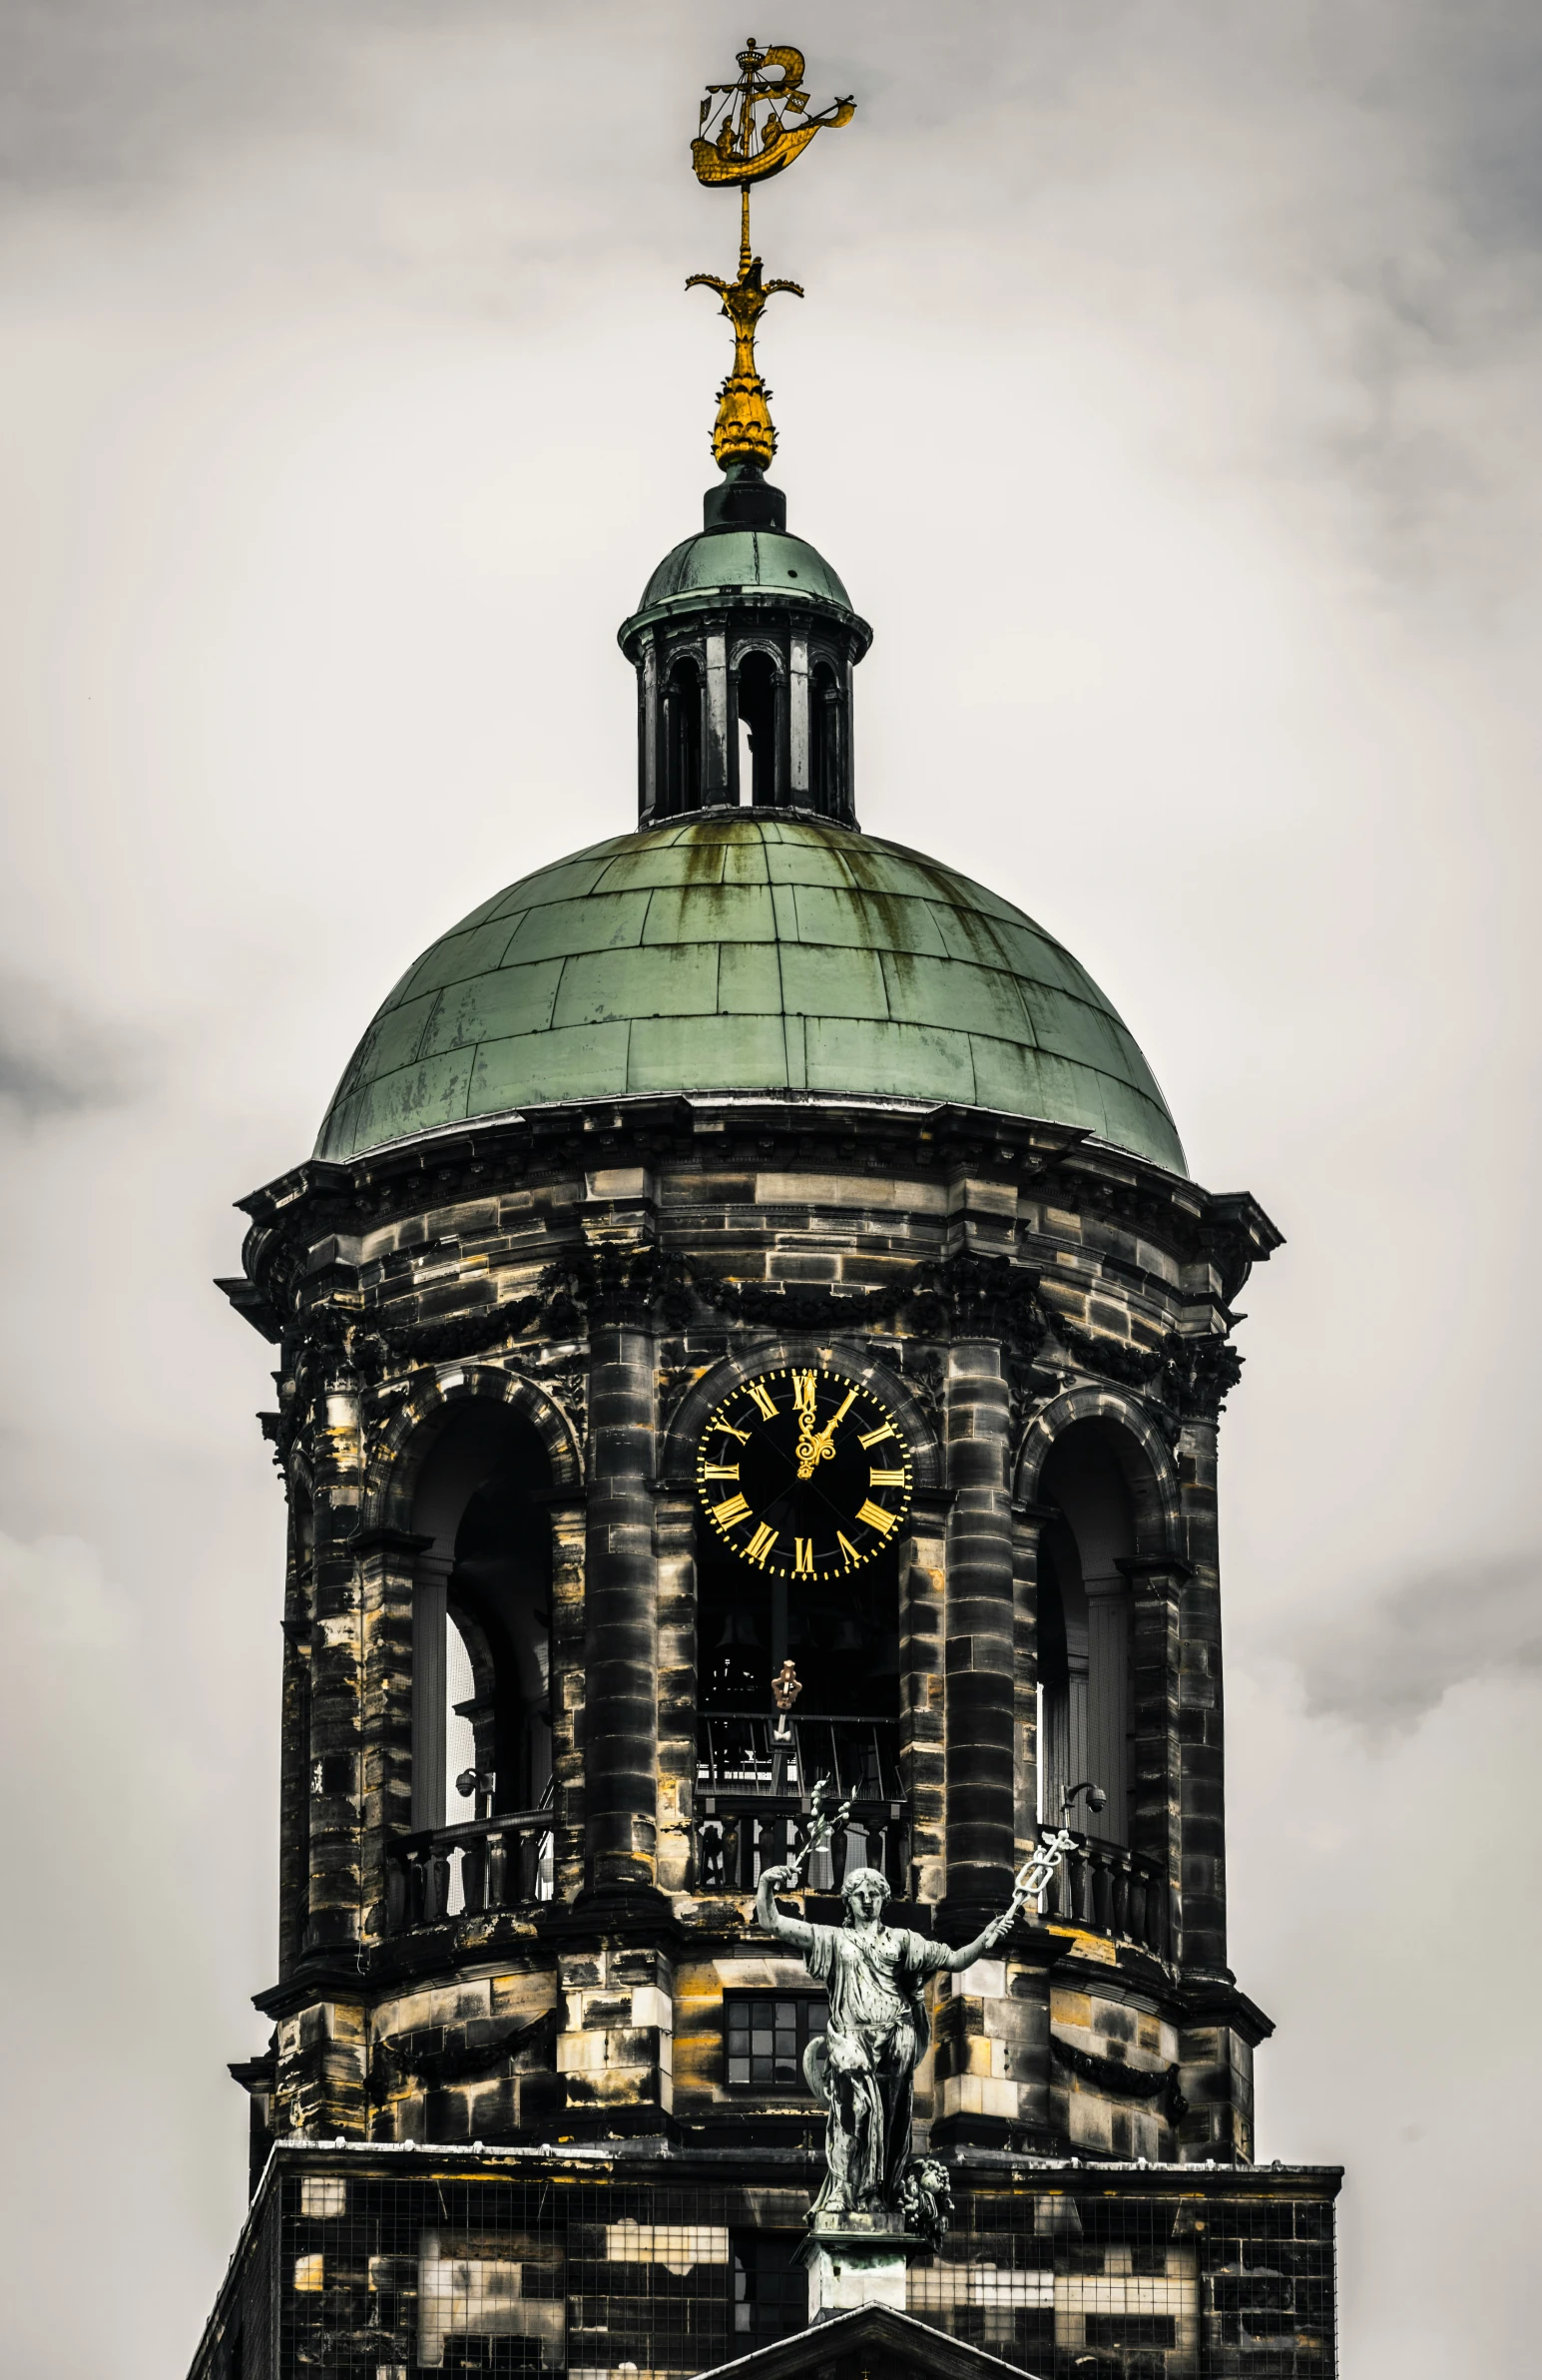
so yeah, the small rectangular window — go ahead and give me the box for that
[732,2233,806,2347]
[723,1992,826,2089]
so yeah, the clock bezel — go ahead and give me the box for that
[694,1360,914,1579]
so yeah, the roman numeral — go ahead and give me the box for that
[701,1464,741,1480]
[716,1422,751,1445]
[746,1380,778,1421]
[745,1522,777,1567]
[836,1532,859,1564]
[858,1422,897,1450]
[855,1498,898,1537]
[792,1370,817,1413]
[867,1468,906,1488]
[793,1538,814,1575]
[712,1493,752,1526]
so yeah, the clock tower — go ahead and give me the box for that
[194,39,1338,2380]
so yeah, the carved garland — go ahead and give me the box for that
[274,1248,1242,1469]
[1049,2032,1189,2125]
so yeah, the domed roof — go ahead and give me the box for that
[635,525,853,616]
[315,817,1186,1175]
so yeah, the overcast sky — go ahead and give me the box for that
[1,4,1539,2373]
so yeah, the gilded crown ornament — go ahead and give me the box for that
[688,38,855,470]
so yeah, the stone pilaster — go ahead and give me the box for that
[304,1377,365,1964]
[941,1341,1015,1942]
[581,1320,660,1905]
[1177,1418,1226,1974]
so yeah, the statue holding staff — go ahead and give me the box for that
[756,1808,1091,2226]
[755,1860,1013,2219]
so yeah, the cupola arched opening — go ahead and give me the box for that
[808,658,842,816]
[407,1402,554,1838]
[734,647,780,807]
[695,1519,903,1889]
[662,655,704,817]
[1035,1422,1137,1848]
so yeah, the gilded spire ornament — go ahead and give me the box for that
[688,39,855,471]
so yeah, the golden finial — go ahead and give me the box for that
[688,40,856,472]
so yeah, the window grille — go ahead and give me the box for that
[724,1993,827,2089]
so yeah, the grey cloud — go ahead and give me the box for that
[0,975,138,1119]
[1289,1551,1542,1730]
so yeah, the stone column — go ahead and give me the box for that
[1176,1417,1224,1974]
[638,626,659,818]
[787,627,810,802]
[545,1493,588,1905]
[1120,1553,1190,1962]
[1009,1506,1046,1873]
[581,1318,661,1906]
[654,1488,699,1895]
[703,618,730,802]
[941,1342,1016,1940]
[347,1524,430,1937]
[903,1491,950,1908]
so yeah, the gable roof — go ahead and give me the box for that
[690,2301,1041,2380]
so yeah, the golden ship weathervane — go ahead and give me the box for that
[688,38,855,471]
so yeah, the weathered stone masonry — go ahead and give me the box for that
[223,1091,1279,2173]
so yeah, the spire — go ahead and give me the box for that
[687,38,855,473]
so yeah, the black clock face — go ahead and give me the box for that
[696,1364,913,1578]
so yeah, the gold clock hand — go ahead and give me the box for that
[795,1388,857,1481]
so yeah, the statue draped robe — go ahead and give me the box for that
[800,1920,953,2213]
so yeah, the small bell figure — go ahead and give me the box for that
[771,1657,803,1742]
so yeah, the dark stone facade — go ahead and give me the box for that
[215,1090,1293,2197]
[194,356,1337,2380]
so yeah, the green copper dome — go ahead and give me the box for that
[315,817,1186,1174]
[635,525,854,617]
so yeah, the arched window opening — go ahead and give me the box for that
[409,1404,553,1839]
[809,661,840,815]
[696,1524,902,1890]
[1036,1425,1135,1845]
[662,657,703,815]
[735,649,779,808]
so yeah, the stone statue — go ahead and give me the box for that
[755,1862,1014,2223]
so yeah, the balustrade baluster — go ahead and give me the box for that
[426,1839,452,1923]
[485,1825,508,1910]
[1092,1848,1113,1936]
[461,1834,486,1915]
[1109,1855,1129,1942]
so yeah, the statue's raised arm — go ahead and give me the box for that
[755,1861,814,1953]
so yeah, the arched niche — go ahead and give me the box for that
[667,1340,938,1851]
[374,1375,580,1834]
[809,657,842,816]
[1016,1392,1183,1852]
[662,654,704,817]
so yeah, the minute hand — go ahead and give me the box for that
[795,1389,856,1481]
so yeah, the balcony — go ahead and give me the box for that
[1037,1836,1169,1959]
[693,1712,908,1896]
[383,1808,554,1932]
